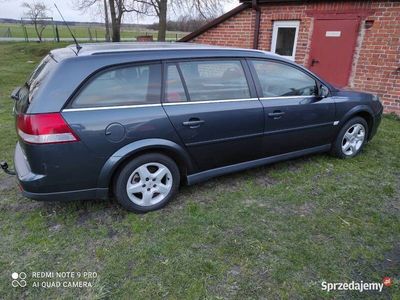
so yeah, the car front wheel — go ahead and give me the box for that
[331,117,368,158]
[114,153,180,212]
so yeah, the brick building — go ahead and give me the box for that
[180,0,400,114]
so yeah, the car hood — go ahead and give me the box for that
[332,88,373,100]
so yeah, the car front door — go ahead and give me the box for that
[248,59,336,157]
[162,59,265,171]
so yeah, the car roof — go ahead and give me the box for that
[50,42,282,61]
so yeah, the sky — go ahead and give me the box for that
[0,0,239,24]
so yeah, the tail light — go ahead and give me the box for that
[17,113,79,144]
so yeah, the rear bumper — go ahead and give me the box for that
[14,142,108,201]
[14,142,46,186]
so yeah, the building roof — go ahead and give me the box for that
[179,3,251,42]
[180,1,301,42]
[240,0,309,3]
[179,0,392,42]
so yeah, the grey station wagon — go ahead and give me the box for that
[8,43,383,212]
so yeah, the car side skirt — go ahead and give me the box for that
[187,144,331,185]
[22,188,109,201]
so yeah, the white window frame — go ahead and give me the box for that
[271,21,300,61]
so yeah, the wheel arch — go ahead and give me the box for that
[339,106,374,139]
[97,139,195,191]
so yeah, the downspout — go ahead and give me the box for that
[252,0,261,49]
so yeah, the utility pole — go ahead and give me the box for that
[104,0,110,42]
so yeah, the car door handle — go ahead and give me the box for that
[182,119,205,128]
[268,111,285,119]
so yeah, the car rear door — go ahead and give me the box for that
[162,58,265,171]
[248,59,336,156]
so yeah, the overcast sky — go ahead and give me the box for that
[0,0,238,24]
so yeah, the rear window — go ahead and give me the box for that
[15,54,57,113]
[28,54,55,88]
[71,63,161,108]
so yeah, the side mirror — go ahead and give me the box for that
[316,84,329,99]
[11,86,21,101]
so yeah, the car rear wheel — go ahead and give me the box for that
[114,153,180,212]
[331,117,368,158]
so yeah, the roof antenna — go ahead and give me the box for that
[54,3,82,54]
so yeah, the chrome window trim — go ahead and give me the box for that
[259,95,316,100]
[63,103,162,112]
[63,99,260,112]
[162,98,259,106]
[62,96,316,112]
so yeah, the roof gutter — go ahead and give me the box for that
[252,0,261,49]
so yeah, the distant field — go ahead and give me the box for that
[0,23,188,41]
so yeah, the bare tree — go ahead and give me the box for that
[176,0,225,19]
[107,0,144,42]
[22,1,51,42]
[104,0,111,41]
[152,15,211,32]
[135,0,167,41]
[73,0,228,42]
[73,0,110,41]
[73,0,145,42]
[136,0,227,41]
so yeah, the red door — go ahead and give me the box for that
[309,19,359,87]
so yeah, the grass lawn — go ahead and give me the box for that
[0,43,399,299]
[0,23,187,41]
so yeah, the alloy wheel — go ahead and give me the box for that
[341,123,366,156]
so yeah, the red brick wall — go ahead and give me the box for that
[189,0,400,115]
[255,4,313,65]
[191,8,256,48]
[351,1,400,113]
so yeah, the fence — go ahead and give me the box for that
[0,23,187,42]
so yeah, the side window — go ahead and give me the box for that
[178,60,250,101]
[72,63,161,108]
[250,60,317,97]
[165,64,187,103]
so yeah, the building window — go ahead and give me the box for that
[271,21,300,61]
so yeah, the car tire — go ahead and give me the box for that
[114,153,180,212]
[331,117,369,158]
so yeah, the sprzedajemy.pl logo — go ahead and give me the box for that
[322,277,393,293]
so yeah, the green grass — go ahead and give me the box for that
[0,23,187,41]
[0,43,399,299]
